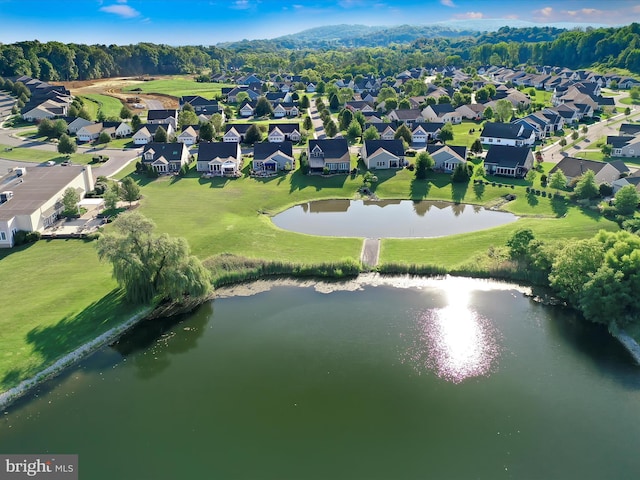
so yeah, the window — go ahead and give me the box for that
[0,232,5,241]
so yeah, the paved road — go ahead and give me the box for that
[308,105,326,139]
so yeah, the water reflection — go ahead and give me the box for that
[272,200,517,238]
[405,279,501,383]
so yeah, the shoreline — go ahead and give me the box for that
[0,306,153,411]
[2,272,639,410]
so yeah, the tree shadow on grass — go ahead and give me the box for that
[451,181,469,203]
[473,181,485,200]
[410,178,431,199]
[551,195,569,217]
[2,289,133,391]
[527,191,539,207]
[288,169,347,193]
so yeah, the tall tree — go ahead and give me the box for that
[614,184,640,216]
[255,96,274,117]
[394,123,412,145]
[154,126,168,143]
[62,187,80,216]
[199,122,214,142]
[574,170,599,200]
[119,177,141,206]
[494,99,513,122]
[57,133,76,155]
[120,106,132,119]
[549,171,567,192]
[303,115,313,132]
[96,212,211,304]
[346,120,362,141]
[363,125,380,140]
[131,114,142,131]
[438,123,454,144]
[244,124,262,144]
[415,152,434,180]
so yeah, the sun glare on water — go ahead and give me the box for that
[404,279,502,383]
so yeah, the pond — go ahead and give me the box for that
[1,276,639,479]
[271,199,518,237]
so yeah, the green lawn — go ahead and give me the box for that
[449,120,483,148]
[122,78,235,99]
[0,143,95,165]
[619,97,640,105]
[0,241,141,392]
[80,94,125,120]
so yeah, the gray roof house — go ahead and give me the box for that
[253,142,295,174]
[196,142,242,176]
[141,142,190,174]
[549,157,622,185]
[480,122,536,147]
[307,139,351,174]
[360,139,405,169]
[484,145,533,178]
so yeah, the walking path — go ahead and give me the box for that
[361,238,380,268]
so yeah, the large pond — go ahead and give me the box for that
[1,277,639,479]
[271,199,518,237]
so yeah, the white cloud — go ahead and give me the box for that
[99,4,140,18]
[231,0,250,9]
[566,8,601,17]
[537,7,553,17]
[440,0,455,7]
[455,11,484,19]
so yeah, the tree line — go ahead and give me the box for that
[0,24,639,82]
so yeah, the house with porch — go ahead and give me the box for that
[141,142,190,174]
[484,145,533,178]
[307,139,351,174]
[196,142,242,176]
[253,142,295,174]
[607,136,640,158]
[360,139,405,169]
[427,145,467,172]
[273,103,299,118]
[133,124,175,145]
[387,109,424,128]
[268,124,301,143]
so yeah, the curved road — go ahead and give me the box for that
[0,93,140,180]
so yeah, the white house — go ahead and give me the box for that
[0,165,94,248]
[178,126,198,146]
[196,142,242,176]
[360,139,405,169]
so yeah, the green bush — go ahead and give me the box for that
[13,230,40,246]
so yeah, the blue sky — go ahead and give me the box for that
[1,0,639,45]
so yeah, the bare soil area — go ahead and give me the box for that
[57,76,178,109]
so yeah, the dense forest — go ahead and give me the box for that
[0,24,638,81]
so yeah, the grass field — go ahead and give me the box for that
[122,78,235,99]
[0,143,95,165]
[80,94,125,120]
[449,120,483,148]
[620,97,640,105]
[0,241,140,392]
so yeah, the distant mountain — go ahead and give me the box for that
[219,24,480,50]
[436,18,610,31]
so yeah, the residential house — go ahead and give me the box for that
[607,136,640,158]
[456,103,484,121]
[549,157,622,185]
[268,123,301,143]
[307,139,351,174]
[273,103,299,118]
[67,117,93,135]
[387,109,424,128]
[365,123,396,141]
[226,86,260,103]
[345,101,375,113]
[480,122,536,147]
[223,124,253,143]
[180,95,224,116]
[253,142,295,173]
[239,101,256,118]
[76,123,104,143]
[147,109,178,131]
[484,145,533,178]
[421,104,462,124]
[612,171,640,193]
[133,124,175,145]
[412,123,443,143]
[427,145,468,172]
[141,142,190,174]
[0,165,94,248]
[22,99,67,122]
[619,123,640,136]
[178,126,198,146]
[360,139,405,169]
[196,142,242,176]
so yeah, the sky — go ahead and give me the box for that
[0,0,639,46]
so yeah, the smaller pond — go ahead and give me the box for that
[272,199,518,238]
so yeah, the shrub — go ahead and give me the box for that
[13,230,40,246]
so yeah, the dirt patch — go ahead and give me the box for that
[57,76,178,110]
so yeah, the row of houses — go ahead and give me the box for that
[607,123,640,158]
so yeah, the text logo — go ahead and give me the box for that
[0,455,77,479]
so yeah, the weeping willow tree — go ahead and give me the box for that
[96,212,211,304]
